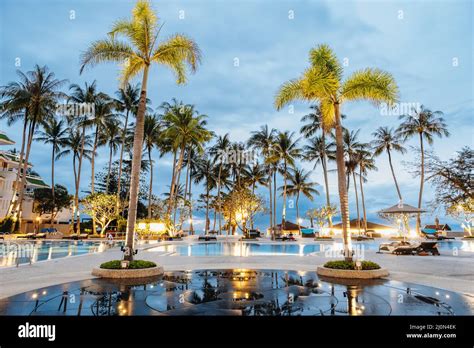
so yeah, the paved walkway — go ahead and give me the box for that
[0,237,473,299]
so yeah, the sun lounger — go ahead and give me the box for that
[418,242,440,255]
[198,235,217,241]
[393,244,420,255]
[33,233,46,239]
[17,233,35,239]
[378,241,415,253]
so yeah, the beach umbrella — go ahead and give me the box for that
[378,202,426,238]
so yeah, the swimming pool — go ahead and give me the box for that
[150,240,474,256]
[0,240,122,267]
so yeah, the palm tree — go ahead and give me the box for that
[80,0,201,260]
[371,126,406,200]
[275,44,398,260]
[282,167,319,231]
[143,114,161,219]
[193,157,217,233]
[303,134,336,226]
[12,66,67,230]
[36,116,68,222]
[99,120,122,193]
[354,149,377,232]
[241,162,267,229]
[114,83,141,210]
[210,134,231,233]
[398,105,449,232]
[57,129,93,230]
[248,125,276,230]
[269,131,301,226]
[68,81,108,233]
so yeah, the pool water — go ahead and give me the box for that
[150,240,474,256]
[0,240,122,267]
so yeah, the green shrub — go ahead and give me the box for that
[99,260,156,269]
[0,216,15,233]
[324,260,380,270]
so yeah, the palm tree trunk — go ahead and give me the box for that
[181,153,191,230]
[205,182,210,233]
[273,170,277,228]
[147,146,153,219]
[74,125,86,234]
[334,102,352,261]
[106,144,113,193]
[268,170,273,236]
[51,144,56,226]
[16,117,36,232]
[359,168,368,232]
[91,125,99,234]
[321,152,333,228]
[124,65,149,261]
[296,192,300,233]
[387,149,402,201]
[417,133,425,234]
[281,161,288,225]
[8,113,28,217]
[250,182,256,229]
[216,164,222,234]
[72,154,78,232]
[116,110,130,213]
[352,171,361,235]
[189,171,194,234]
[168,145,184,217]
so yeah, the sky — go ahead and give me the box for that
[0,0,473,231]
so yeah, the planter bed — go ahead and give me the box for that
[317,266,388,279]
[92,265,164,279]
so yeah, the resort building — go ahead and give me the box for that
[0,131,70,232]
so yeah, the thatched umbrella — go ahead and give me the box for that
[378,202,426,239]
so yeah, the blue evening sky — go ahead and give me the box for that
[0,0,472,230]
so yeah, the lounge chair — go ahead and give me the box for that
[393,244,420,255]
[378,241,415,253]
[418,242,440,256]
[198,235,217,242]
[281,233,296,242]
[356,235,374,241]
[33,233,47,239]
[17,233,35,239]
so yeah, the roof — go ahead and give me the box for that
[378,203,426,214]
[0,132,15,145]
[0,151,31,166]
[272,221,307,230]
[424,224,452,231]
[26,176,49,188]
[332,219,393,230]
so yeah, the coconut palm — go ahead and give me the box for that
[398,105,449,232]
[143,114,161,219]
[371,126,406,200]
[282,167,319,231]
[210,134,231,232]
[68,81,108,232]
[80,0,201,259]
[275,44,398,260]
[99,120,122,193]
[354,149,377,232]
[114,83,141,210]
[248,125,276,230]
[303,134,336,225]
[11,66,67,230]
[36,116,68,221]
[241,162,267,229]
[192,156,218,233]
[269,131,301,225]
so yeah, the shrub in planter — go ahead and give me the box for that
[100,260,156,269]
[324,260,380,270]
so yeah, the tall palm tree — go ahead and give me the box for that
[36,116,68,222]
[303,134,336,226]
[248,125,276,230]
[68,81,108,233]
[275,44,398,260]
[354,149,377,232]
[12,66,66,230]
[80,0,201,259]
[282,167,319,231]
[99,120,122,193]
[241,162,267,229]
[192,157,217,233]
[398,105,449,232]
[114,83,141,210]
[143,114,161,219]
[371,126,406,200]
[210,134,231,233]
[269,131,301,226]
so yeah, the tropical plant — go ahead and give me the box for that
[99,119,122,192]
[398,105,449,232]
[33,185,73,223]
[275,44,398,260]
[371,126,406,200]
[80,0,201,260]
[143,113,161,219]
[81,193,121,236]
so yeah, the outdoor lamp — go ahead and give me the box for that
[355,260,362,270]
[121,260,130,269]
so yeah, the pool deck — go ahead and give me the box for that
[0,236,473,300]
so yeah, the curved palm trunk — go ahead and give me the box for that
[296,192,300,234]
[50,144,56,226]
[205,181,210,233]
[352,171,361,235]
[273,170,277,228]
[188,173,194,234]
[268,170,273,237]
[321,151,333,228]
[334,103,352,261]
[359,168,368,232]
[8,114,28,218]
[74,125,86,234]
[281,160,288,225]
[181,153,191,231]
[168,145,185,218]
[387,149,402,201]
[72,154,78,232]
[417,133,425,234]
[116,110,130,213]
[216,164,223,234]
[250,182,256,229]
[106,144,113,193]
[147,146,153,219]
[124,65,149,261]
